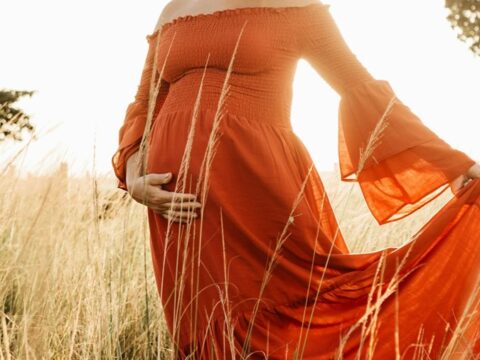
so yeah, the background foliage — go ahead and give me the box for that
[0,90,35,141]
[445,0,480,55]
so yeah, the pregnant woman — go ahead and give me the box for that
[112,0,480,358]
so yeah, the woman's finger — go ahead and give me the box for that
[466,163,480,179]
[160,214,188,223]
[159,201,202,212]
[151,207,197,217]
[146,196,201,210]
[450,174,469,195]
[163,209,198,221]
[160,191,198,203]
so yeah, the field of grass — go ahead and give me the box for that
[2,19,478,359]
[1,162,467,359]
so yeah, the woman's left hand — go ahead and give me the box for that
[450,162,480,195]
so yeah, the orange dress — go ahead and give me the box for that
[112,3,480,359]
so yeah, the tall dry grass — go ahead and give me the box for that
[0,162,478,358]
[1,19,479,360]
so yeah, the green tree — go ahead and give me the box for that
[445,0,480,56]
[0,89,35,141]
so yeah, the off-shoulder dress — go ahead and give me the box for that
[112,3,480,358]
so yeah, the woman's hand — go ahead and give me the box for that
[467,162,480,179]
[450,162,480,195]
[125,151,201,223]
[128,172,202,223]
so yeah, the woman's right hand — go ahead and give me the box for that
[128,172,202,223]
[450,162,480,195]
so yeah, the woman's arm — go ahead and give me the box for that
[125,150,141,194]
[292,4,477,223]
[111,30,170,191]
[111,9,203,223]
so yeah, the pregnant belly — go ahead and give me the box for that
[146,108,219,196]
[146,106,351,311]
[146,106,333,247]
[147,107,292,196]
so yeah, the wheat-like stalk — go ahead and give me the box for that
[356,95,397,176]
[2,15,480,360]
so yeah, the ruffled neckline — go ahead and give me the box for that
[146,2,330,40]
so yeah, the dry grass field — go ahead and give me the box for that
[0,162,468,359]
[1,18,478,359]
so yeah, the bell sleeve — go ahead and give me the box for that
[111,31,170,191]
[294,3,476,224]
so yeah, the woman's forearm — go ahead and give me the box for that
[125,150,141,191]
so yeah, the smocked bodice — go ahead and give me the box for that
[148,3,374,126]
[113,1,475,225]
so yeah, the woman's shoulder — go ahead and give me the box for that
[151,0,327,34]
[153,0,183,33]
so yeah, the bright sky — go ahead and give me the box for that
[1,0,478,177]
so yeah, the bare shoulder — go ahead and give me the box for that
[290,0,326,7]
[153,0,184,33]
[151,0,326,33]
[262,0,326,8]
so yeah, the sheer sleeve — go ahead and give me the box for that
[111,31,170,191]
[293,3,476,224]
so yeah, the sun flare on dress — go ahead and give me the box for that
[112,2,480,359]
